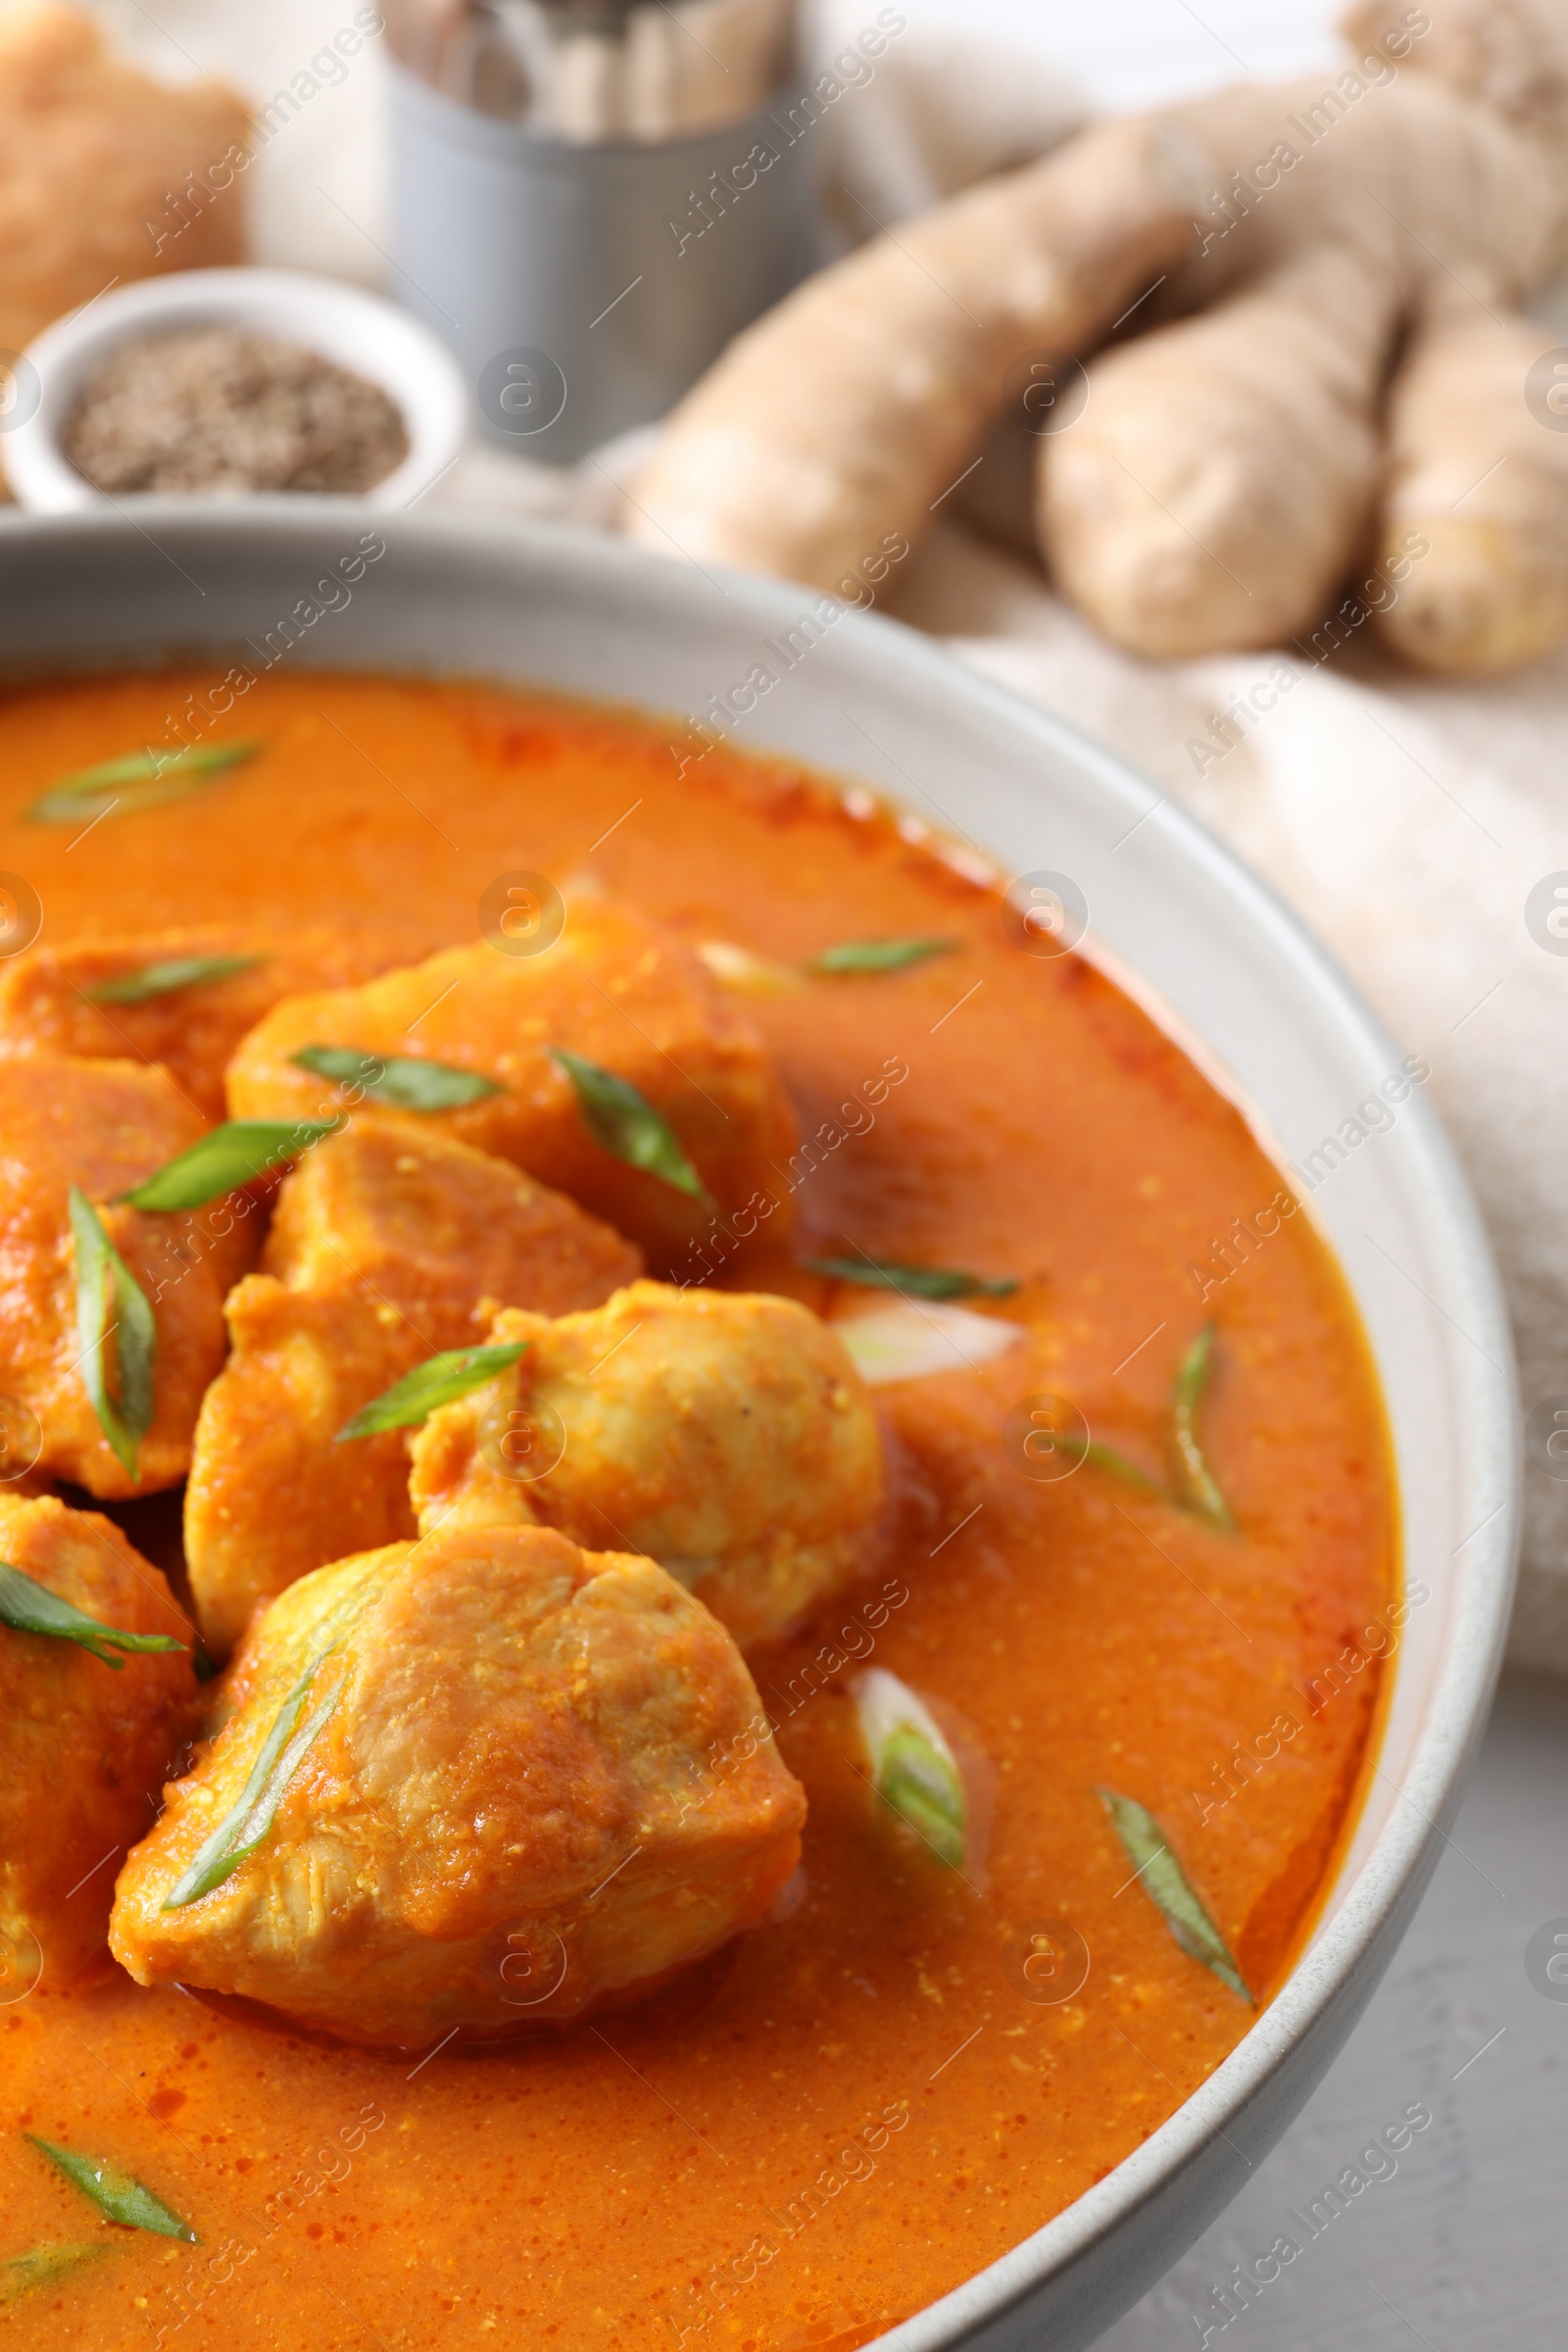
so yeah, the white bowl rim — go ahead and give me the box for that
[0,502,1521,2349]
[3,269,470,514]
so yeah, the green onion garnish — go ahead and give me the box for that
[812,938,957,975]
[856,1667,966,1869]
[1099,1788,1250,2001]
[1171,1324,1233,1531]
[694,942,802,994]
[807,1255,1018,1301]
[1,2244,107,2300]
[334,1342,529,1442]
[24,2138,196,2240]
[162,1657,340,1910]
[68,1188,156,1483]
[27,740,262,826]
[87,954,264,1005]
[0,1560,183,1670]
[1008,1331,1236,1525]
[550,1048,710,1203]
[1051,1429,1167,1495]
[290,1046,502,1113]
[118,1120,337,1212]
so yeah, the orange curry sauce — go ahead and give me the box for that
[0,671,1395,2351]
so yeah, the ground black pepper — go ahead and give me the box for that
[63,324,411,495]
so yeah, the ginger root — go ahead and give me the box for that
[627,0,1568,676]
[1370,291,1568,672]
[625,110,1214,597]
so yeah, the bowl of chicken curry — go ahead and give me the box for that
[0,509,1515,2352]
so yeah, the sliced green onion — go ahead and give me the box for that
[1171,1324,1233,1531]
[289,1045,502,1113]
[334,1342,529,1442]
[1051,1429,1168,1496]
[27,739,262,826]
[119,1120,337,1212]
[0,1560,183,1670]
[1099,1788,1250,2002]
[856,1667,966,1869]
[695,941,803,995]
[812,938,957,975]
[2,2244,107,2299]
[87,954,264,1005]
[24,2137,196,2240]
[807,1255,1018,1301]
[835,1298,1024,1387]
[550,1048,710,1203]
[162,1657,340,1910]
[69,1188,156,1483]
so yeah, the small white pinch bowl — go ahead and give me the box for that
[2,268,468,514]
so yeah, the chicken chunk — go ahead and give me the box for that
[259,1112,642,1308]
[0,1055,248,1496]
[1,1495,195,1983]
[111,1523,805,2045]
[224,900,799,1269]
[409,1281,885,1648]
[0,924,429,1122]
[184,1121,642,1657]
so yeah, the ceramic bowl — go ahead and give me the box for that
[0,506,1519,2350]
[1,269,468,513]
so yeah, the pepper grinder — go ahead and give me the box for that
[386,0,820,463]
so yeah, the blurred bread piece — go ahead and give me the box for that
[0,2,249,357]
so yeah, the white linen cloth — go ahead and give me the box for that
[81,0,1568,1664]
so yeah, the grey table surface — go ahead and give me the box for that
[1098,1669,1567,2352]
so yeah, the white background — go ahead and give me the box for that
[894,0,1339,106]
